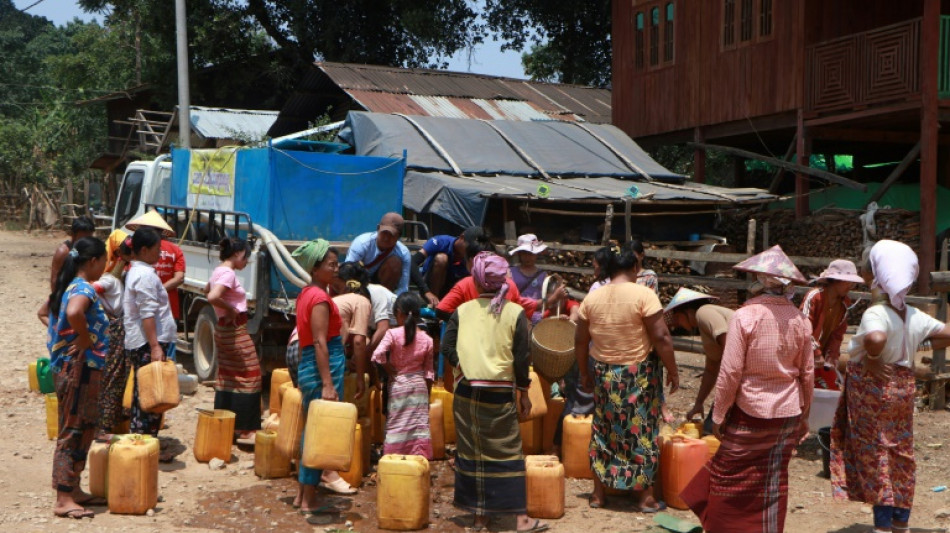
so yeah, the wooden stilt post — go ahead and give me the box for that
[693,127,706,184]
[795,109,811,219]
[602,204,614,245]
[920,0,940,294]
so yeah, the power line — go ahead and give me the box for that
[19,0,48,12]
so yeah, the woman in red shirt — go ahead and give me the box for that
[290,239,344,514]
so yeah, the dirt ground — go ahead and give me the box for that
[2,228,950,533]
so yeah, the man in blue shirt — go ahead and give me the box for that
[345,212,412,294]
[412,226,484,306]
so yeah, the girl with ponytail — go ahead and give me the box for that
[207,237,260,443]
[45,236,109,519]
[371,292,434,458]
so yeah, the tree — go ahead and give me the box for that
[242,0,484,70]
[484,0,611,87]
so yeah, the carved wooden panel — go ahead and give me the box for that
[807,18,921,114]
[864,19,919,105]
[807,35,860,112]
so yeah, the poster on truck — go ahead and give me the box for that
[187,148,237,211]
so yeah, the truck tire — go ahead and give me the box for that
[192,306,218,382]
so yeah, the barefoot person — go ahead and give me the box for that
[290,239,346,514]
[207,237,261,444]
[682,245,814,533]
[441,252,548,532]
[831,240,950,533]
[46,237,109,519]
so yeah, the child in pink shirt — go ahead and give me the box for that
[372,293,434,458]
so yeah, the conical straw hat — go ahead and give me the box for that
[126,210,175,238]
[733,244,806,284]
[663,287,718,314]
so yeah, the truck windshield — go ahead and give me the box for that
[115,169,144,229]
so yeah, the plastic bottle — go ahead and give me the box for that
[193,409,235,463]
[429,384,455,444]
[339,422,365,488]
[661,434,708,510]
[254,430,291,479]
[276,387,304,458]
[107,435,159,514]
[136,361,180,413]
[521,417,543,455]
[36,358,54,394]
[269,368,291,416]
[519,371,548,422]
[301,399,357,471]
[377,454,430,530]
[45,393,58,440]
[27,361,39,392]
[526,460,565,519]
[429,400,445,460]
[562,414,593,479]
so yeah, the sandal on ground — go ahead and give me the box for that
[297,504,342,516]
[632,500,667,513]
[319,478,357,495]
[588,494,606,509]
[518,518,550,533]
[471,516,491,531]
[54,508,94,519]
[235,436,256,446]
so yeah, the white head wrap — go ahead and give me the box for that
[869,240,918,310]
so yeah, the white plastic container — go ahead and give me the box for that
[807,388,842,432]
[178,374,199,395]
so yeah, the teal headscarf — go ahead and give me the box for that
[292,238,331,273]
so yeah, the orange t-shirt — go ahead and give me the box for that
[577,282,663,366]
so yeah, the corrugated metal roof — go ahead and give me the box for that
[267,62,611,137]
[185,106,279,140]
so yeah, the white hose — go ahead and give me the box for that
[253,223,312,282]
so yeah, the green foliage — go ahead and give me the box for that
[485,0,611,87]
[242,0,484,69]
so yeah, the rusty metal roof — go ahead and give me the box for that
[267,62,612,137]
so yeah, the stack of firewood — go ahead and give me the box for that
[717,208,921,261]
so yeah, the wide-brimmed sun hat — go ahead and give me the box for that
[126,210,175,238]
[733,244,807,284]
[509,234,547,255]
[815,259,865,284]
[664,287,719,314]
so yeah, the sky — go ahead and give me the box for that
[12,0,528,79]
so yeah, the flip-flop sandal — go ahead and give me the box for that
[588,495,607,509]
[633,501,667,514]
[55,508,94,519]
[518,519,550,533]
[297,504,342,516]
[319,478,357,495]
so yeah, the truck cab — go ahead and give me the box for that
[112,155,172,232]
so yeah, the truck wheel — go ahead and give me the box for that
[193,306,218,382]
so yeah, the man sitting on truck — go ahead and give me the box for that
[346,212,412,295]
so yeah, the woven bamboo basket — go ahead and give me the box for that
[530,276,576,382]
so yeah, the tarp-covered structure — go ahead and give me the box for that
[339,111,775,228]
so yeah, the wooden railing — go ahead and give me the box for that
[806,18,921,113]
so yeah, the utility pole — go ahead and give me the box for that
[175,0,191,149]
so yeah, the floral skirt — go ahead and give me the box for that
[831,362,916,509]
[589,354,661,490]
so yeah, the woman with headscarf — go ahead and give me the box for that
[830,240,950,533]
[575,242,679,511]
[682,245,814,533]
[800,260,865,390]
[289,239,346,514]
[441,252,548,533]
